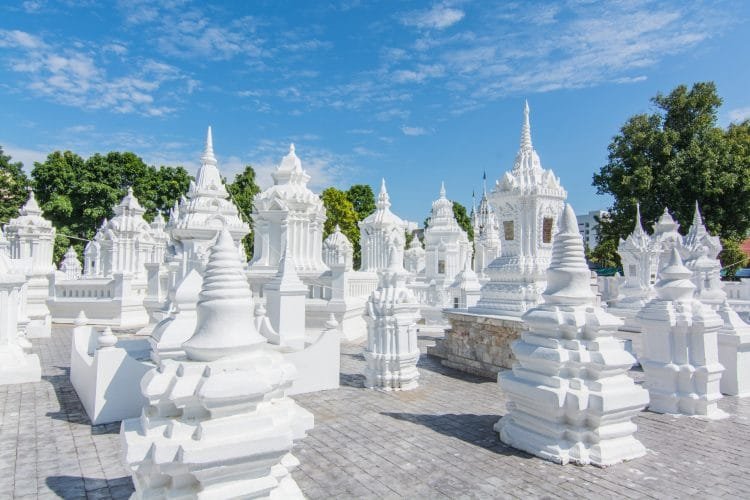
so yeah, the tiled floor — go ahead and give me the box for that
[1,326,749,499]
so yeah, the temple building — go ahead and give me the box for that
[470,101,567,317]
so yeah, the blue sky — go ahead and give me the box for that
[1,0,749,224]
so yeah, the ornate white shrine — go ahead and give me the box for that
[470,101,567,317]
[359,179,408,273]
[637,248,727,418]
[121,228,313,498]
[59,246,82,280]
[249,143,327,278]
[472,178,501,279]
[4,190,55,337]
[423,182,471,286]
[0,252,42,385]
[48,188,168,329]
[497,205,648,466]
[364,246,421,391]
[322,225,353,271]
[404,235,425,274]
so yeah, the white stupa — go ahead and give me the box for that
[122,229,313,497]
[322,224,354,271]
[472,175,501,279]
[423,182,471,286]
[651,207,683,275]
[497,204,648,466]
[404,235,426,274]
[359,179,408,273]
[471,101,567,317]
[249,143,327,276]
[59,246,82,280]
[363,245,421,391]
[637,248,726,418]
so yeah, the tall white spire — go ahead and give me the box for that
[377,178,391,209]
[633,202,646,235]
[201,126,217,167]
[520,99,532,150]
[439,181,446,199]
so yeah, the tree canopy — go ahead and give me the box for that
[320,187,360,266]
[226,165,261,258]
[346,184,376,221]
[32,150,191,262]
[0,146,30,224]
[592,82,750,275]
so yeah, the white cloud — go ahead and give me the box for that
[376,108,409,122]
[392,64,445,84]
[401,125,429,136]
[728,106,750,123]
[402,4,465,30]
[2,143,50,172]
[0,30,193,116]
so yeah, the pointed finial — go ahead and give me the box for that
[127,186,134,196]
[289,143,295,154]
[20,189,42,216]
[482,171,487,194]
[380,178,387,194]
[439,181,446,199]
[334,224,341,233]
[520,100,532,150]
[633,202,645,233]
[693,200,703,227]
[377,178,391,209]
[200,126,218,166]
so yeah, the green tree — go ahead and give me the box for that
[32,150,191,263]
[719,238,749,280]
[452,201,474,241]
[346,184,376,221]
[0,146,30,223]
[226,165,261,258]
[320,187,361,267]
[592,82,750,273]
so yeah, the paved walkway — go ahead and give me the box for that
[1,327,749,499]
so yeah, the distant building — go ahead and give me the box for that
[577,209,609,249]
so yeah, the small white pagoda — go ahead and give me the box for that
[472,177,501,279]
[423,182,471,287]
[121,228,313,498]
[404,235,425,274]
[358,179,408,273]
[637,248,726,418]
[364,245,421,391]
[322,224,353,271]
[497,205,648,466]
[4,190,56,337]
[249,143,328,281]
[470,101,567,317]
[59,246,82,280]
[651,207,683,275]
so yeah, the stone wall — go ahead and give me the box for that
[427,311,525,379]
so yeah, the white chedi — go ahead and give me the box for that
[471,101,567,317]
[121,229,313,498]
[249,143,327,275]
[423,182,471,286]
[403,235,425,274]
[637,248,726,418]
[472,177,501,279]
[363,245,421,391]
[497,204,648,466]
[359,179,408,273]
[682,202,724,306]
[322,224,353,271]
[613,203,657,310]
[59,246,82,280]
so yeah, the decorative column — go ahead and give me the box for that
[363,246,421,391]
[264,246,307,350]
[497,204,649,466]
[637,248,726,418]
[122,229,313,498]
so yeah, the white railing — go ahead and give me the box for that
[346,273,378,298]
[55,279,115,300]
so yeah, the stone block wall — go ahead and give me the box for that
[427,311,525,379]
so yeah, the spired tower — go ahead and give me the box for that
[249,144,328,277]
[472,174,501,279]
[470,101,567,317]
[358,179,408,273]
[423,182,471,286]
[169,127,250,274]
